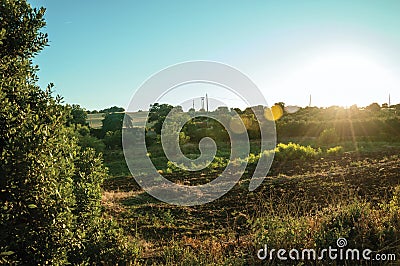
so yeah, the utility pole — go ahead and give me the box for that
[206,93,209,112]
[308,94,312,107]
[192,99,195,110]
[389,93,391,107]
[201,97,205,111]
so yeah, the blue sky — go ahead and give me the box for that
[30,0,400,110]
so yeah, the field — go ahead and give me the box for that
[87,111,149,129]
[87,113,105,128]
[5,1,400,264]
[101,138,400,265]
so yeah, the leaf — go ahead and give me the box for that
[28,204,37,209]
[0,251,15,256]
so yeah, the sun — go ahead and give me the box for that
[283,50,397,107]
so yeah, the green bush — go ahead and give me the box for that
[0,1,135,264]
[166,156,228,173]
[103,129,122,149]
[318,128,339,145]
[326,145,343,155]
[69,218,140,264]
[274,142,320,161]
[252,197,400,260]
[74,124,106,152]
[253,215,312,249]
[315,202,378,249]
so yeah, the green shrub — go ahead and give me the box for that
[253,215,312,249]
[274,142,320,161]
[69,218,140,264]
[0,1,135,264]
[315,202,379,249]
[326,145,343,155]
[75,125,106,152]
[318,128,339,145]
[252,193,400,257]
[166,156,228,173]
[103,130,122,149]
[316,196,400,253]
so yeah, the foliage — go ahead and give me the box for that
[253,215,312,249]
[274,142,320,161]
[103,130,122,149]
[0,0,48,58]
[166,156,228,173]
[276,104,400,141]
[102,112,124,134]
[148,103,174,134]
[67,104,88,126]
[326,145,343,155]
[315,202,377,248]
[99,106,125,114]
[72,124,105,152]
[253,193,400,261]
[318,128,339,145]
[0,1,134,264]
[88,106,124,114]
[179,131,190,145]
[78,132,106,153]
[366,102,381,112]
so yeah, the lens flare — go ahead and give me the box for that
[264,104,283,121]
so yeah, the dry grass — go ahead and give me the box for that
[101,190,136,214]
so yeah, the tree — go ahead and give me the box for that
[366,102,381,112]
[275,102,285,112]
[103,130,122,149]
[232,107,243,115]
[67,104,88,125]
[318,128,339,145]
[73,124,105,152]
[0,1,134,264]
[99,106,124,113]
[148,103,174,134]
[102,112,125,133]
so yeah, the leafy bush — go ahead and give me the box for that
[326,145,343,155]
[315,202,378,249]
[74,124,105,152]
[69,218,140,264]
[318,128,340,145]
[0,1,135,264]
[166,156,228,173]
[67,104,88,126]
[103,130,122,149]
[102,113,125,134]
[274,142,320,161]
[253,215,312,249]
[253,193,400,260]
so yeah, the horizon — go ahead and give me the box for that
[90,100,397,113]
[29,1,400,110]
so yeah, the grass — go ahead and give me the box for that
[87,113,105,128]
[101,143,400,264]
[87,111,150,129]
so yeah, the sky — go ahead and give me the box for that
[29,0,400,111]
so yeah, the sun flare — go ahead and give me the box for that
[283,51,397,107]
